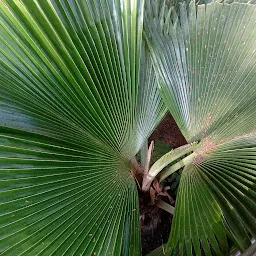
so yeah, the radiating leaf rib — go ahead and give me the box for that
[0,132,139,255]
[204,168,256,233]
[193,167,225,256]
[0,0,166,254]
[195,136,256,250]
[165,164,228,256]
[145,0,256,143]
[145,1,256,253]
[199,164,252,251]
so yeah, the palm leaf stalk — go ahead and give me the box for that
[141,142,199,191]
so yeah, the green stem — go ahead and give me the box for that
[142,142,199,191]
[158,152,197,182]
[156,199,175,214]
[140,140,148,168]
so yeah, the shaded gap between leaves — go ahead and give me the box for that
[139,113,187,255]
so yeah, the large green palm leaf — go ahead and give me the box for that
[145,0,256,254]
[146,0,256,143]
[0,0,167,254]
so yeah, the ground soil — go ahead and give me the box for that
[149,113,187,148]
[140,113,187,255]
[140,190,173,255]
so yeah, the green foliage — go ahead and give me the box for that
[0,0,256,255]
[152,141,172,164]
[136,140,171,165]
[145,0,256,254]
[0,0,165,255]
[164,171,181,195]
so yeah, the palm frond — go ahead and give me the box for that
[166,164,229,256]
[0,0,166,254]
[199,136,256,250]
[145,0,256,143]
[145,0,256,254]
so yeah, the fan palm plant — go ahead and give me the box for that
[0,0,256,255]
